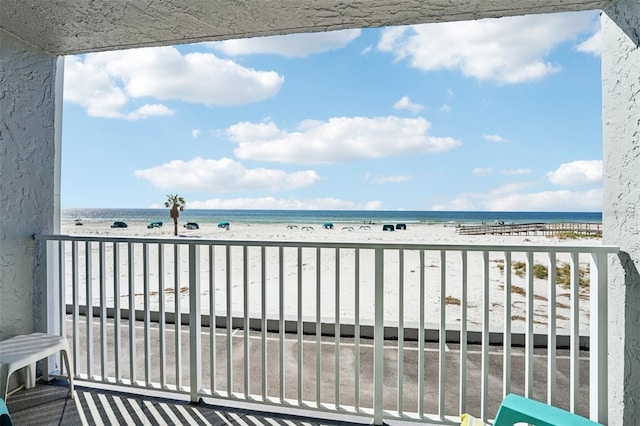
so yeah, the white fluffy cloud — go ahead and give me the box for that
[446,162,602,210]
[502,168,532,176]
[483,189,602,211]
[125,104,174,121]
[393,96,424,113]
[377,11,598,84]
[432,187,602,212]
[208,29,361,57]
[488,181,538,196]
[576,31,601,56]
[473,167,493,176]
[134,157,319,192]
[188,197,382,210]
[64,56,130,118]
[431,197,475,211]
[64,47,284,119]
[482,134,507,143]
[227,116,460,164]
[364,173,411,184]
[547,160,602,186]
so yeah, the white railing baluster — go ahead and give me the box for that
[354,248,361,413]
[260,246,266,400]
[244,245,249,399]
[128,242,136,385]
[525,251,534,399]
[58,241,66,375]
[226,245,232,396]
[189,243,202,403]
[335,247,340,410]
[279,246,285,403]
[418,249,425,418]
[72,241,79,377]
[113,242,121,382]
[397,249,404,416]
[459,250,468,415]
[481,250,489,422]
[373,247,384,426]
[570,251,579,413]
[297,246,303,405]
[210,245,216,395]
[174,244,182,390]
[143,243,151,386]
[158,244,166,388]
[503,251,512,398]
[547,251,557,405]
[439,250,446,419]
[590,252,608,424]
[99,241,107,380]
[86,241,93,378]
[315,247,321,407]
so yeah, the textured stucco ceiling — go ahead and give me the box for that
[0,0,611,56]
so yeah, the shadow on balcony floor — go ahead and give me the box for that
[5,379,353,426]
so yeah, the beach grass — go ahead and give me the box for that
[496,260,590,288]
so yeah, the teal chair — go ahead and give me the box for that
[0,398,12,426]
[494,394,603,426]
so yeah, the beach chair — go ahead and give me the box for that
[494,394,603,425]
[0,398,12,426]
[470,393,603,426]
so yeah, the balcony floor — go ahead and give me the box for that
[5,379,354,425]
[3,332,593,425]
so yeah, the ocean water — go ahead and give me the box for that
[62,208,602,226]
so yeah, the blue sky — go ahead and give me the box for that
[62,10,603,211]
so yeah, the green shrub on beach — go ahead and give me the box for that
[533,263,548,279]
[496,260,589,287]
[556,262,590,287]
[556,231,579,240]
[554,231,600,240]
[513,261,526,277]
[509,261,547,279]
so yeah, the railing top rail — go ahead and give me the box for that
[34,233,620,254]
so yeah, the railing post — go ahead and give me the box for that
[373,248,384,425]
[189,243,202,403]
[38,237,51,380]
[40,238,53,335]
[590,252,608,424]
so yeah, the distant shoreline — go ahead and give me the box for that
[62,208,603,227]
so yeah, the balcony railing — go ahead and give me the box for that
[35,234,618,425]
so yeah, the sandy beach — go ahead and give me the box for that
[60,219,600,332]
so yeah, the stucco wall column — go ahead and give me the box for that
[0,33,60,340]
[602,1,640,425]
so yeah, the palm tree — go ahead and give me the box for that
[164,194,185,236]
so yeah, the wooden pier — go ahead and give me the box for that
[455,221,602,237]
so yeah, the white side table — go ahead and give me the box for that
[0,333,74,401]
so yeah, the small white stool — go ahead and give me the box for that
[0,333,74,401]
